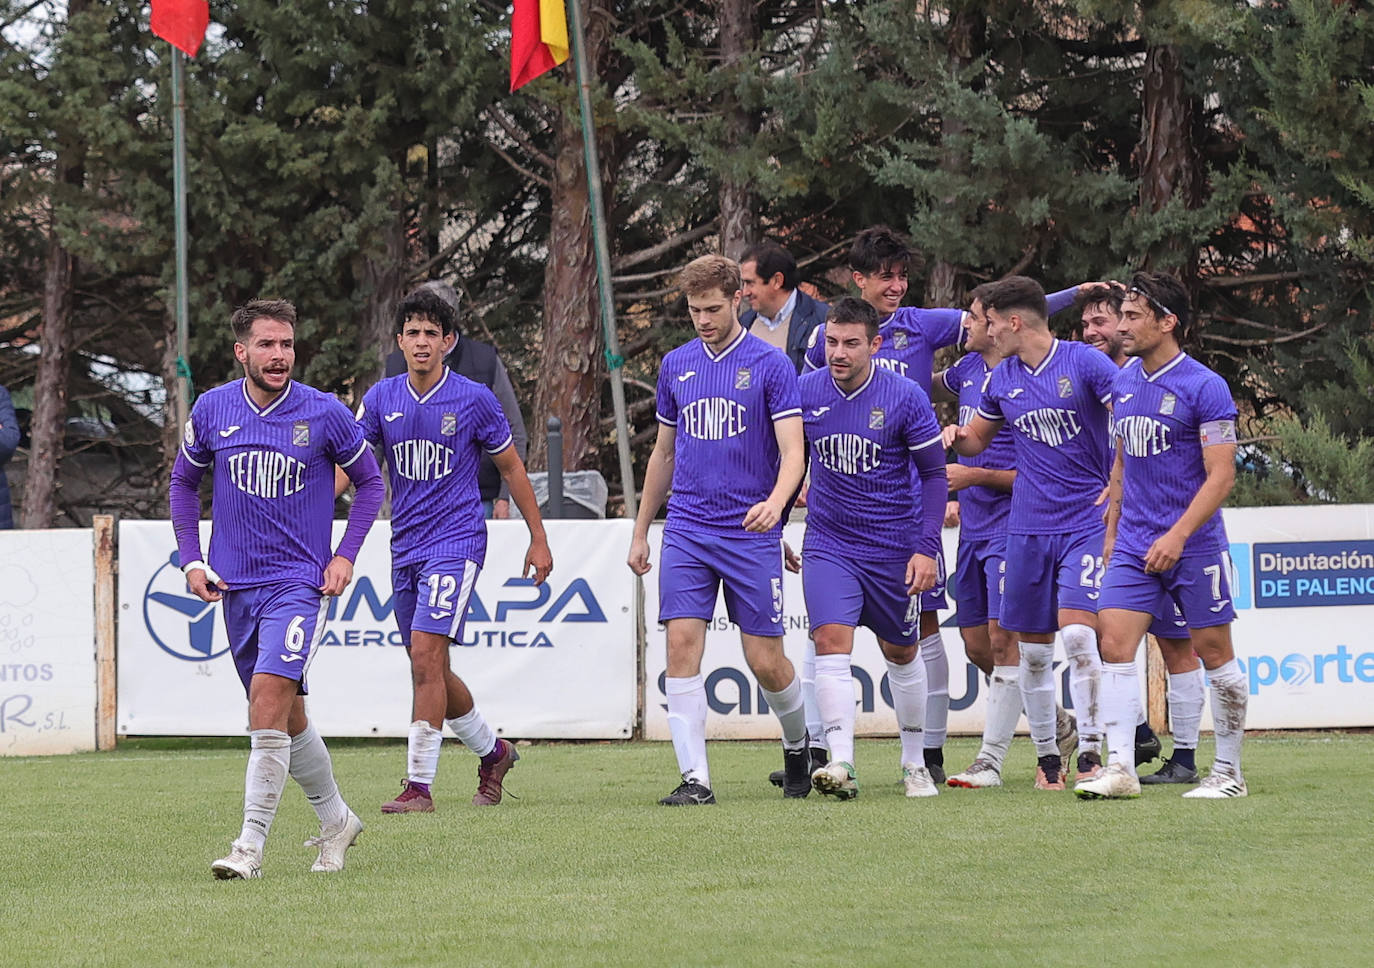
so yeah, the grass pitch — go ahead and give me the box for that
[2,733,1370,967]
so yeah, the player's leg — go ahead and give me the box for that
[1075,605,1152,800]
[948,539,1009,787]
[1001,535,1065,789]
[1141,633,1204,784]
[1133,605,1186,767]
[810,622,860,799]
[726,536,809,797]
[210,588,269,878]
[769,632,829,788]
[1056,525,1107,780]
[656,531,716,805]
[286,696,363,872]
[916,552,950,783]
[381,561,438,811]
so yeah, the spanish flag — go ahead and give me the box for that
[510,0,570,92]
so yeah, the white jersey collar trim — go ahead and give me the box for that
[832,364,877,401]
[1021,338,1060,377]
[1143,351,1188,382]
[703,324,748,363]
[241,379,293,417]
[407,366,450,403]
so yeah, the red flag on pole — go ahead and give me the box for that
[151,0,210,58]
[510,0,570,92]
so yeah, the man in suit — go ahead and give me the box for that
[384,282,529,519]
[739,242,829,375]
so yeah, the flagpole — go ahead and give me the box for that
[566,0,637,519]
[171,48,191,430]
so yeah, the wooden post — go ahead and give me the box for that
[93,514,117,750]
[1145,634,1168,734]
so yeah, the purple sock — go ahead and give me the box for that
[409,781,431,796]
[479,740,506,768]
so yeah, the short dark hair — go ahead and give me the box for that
[968,281,997,309]
[981,276,1047,322]
[1074,282,1124,316]
[848,225,912,275]
[230,299,296,341]
[1127,271,1191,340]
[740,241,798,291]
[396,285,458,336]
[680,254,740,298]
[825,296,882,340]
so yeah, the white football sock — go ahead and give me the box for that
[978,665,1022,770]
[665,675,710,787]
[1168,667,1206,749]
[1019,641,1058,756]
[288,722,348,830]
[1207,659,1247,775]
[885,656,927,765]
[407,720,444,786]
[239,728,290,852]
[814,653,856,766]
[760,674,808,748]
[1061,624,1103,752]
[446,706,497,759]
[919,632,949,750]
[1100,661,1141,774]
[801,643,823,749]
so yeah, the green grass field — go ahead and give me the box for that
[3,733,1370,967]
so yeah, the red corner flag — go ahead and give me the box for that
[151,0,210,58]
[511,0,570,92]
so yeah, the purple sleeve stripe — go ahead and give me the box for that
[656,412,676,426]
[771,407,802,420]
[337,440,368,469]
[485,435,514,455]
[180,444,210,468]
[910,434,944,451]
[975,407,1001,421]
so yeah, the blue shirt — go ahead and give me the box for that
[941,353,1015,539]
[804,307,964,395]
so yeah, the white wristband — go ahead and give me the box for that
[181,560,223,585]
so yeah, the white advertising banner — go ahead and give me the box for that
[0,529,97,756]
[117,519,636,738]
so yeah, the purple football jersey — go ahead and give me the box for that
[359,369,513,567]
[804,306,963,395]
[1111,353,1237,557]
[977,339,1117,535]
[941,352,1015,539]
[175,380,370,587]
[656,328,802,536]
[800,366,944,558]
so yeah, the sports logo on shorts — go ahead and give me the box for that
[869,408,885,429]
[735,368,751,390]
[893,331,908,349]
[292,421,310,447]
[1160,392,1177,415]
[1058,376,1074,398]
[441,412,457,436]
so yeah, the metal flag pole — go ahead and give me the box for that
[171,48,191,430]
[566,0,637,520]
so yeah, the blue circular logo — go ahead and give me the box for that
[1279,653,1312,687]
[143,552,231,662]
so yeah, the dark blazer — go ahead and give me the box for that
[739,289,829,374]
[0,386,19,529]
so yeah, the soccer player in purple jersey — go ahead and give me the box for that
[627,255,810,804]
[347,287,552,814]
[934,285,1077,788]
[1079,284,1207,783]
[1077,273,1248,800]
[169,299,385,879]
[953,276,1118,791]
[798,298,948,799]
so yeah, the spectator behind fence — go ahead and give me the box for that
[385,282,529,519]
[0,384,18,529]
[739,241,829,374]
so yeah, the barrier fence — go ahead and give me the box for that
[1,506,1371,755]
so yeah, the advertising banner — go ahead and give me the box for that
[117,519,636,738]
[0,529,97,755]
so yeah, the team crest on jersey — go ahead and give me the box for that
[292,421,310,447]
[735,368,751,390]
[893,331,908,349]
[441,412,457,436]
[183,419,194,447]
[869,408,885,429]
[1058,376,1074,398]
[1160,392,1177,415]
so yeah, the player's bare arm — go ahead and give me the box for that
[1144,441,1237,574]
[743,414,803,533]
[492,445,553,585]
[929,369,957,404]
[945,463,1015,493]
[951,414,1002,457]
[628,423,676,575]
[1102,446,1125,566]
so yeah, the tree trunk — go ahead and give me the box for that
[1137,39,1202,272]
[924,6,984,308]
[355,214,409,404]
[24,230,76,528]
[717,0,757,259]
